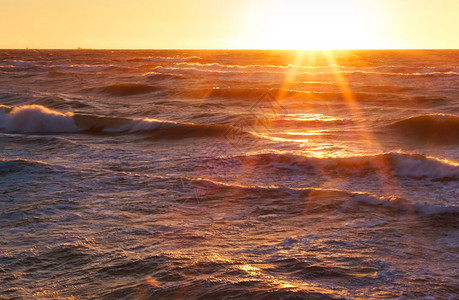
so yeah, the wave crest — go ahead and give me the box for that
[212,151,459,181]
[388,114,459,143]
[188,178,458,217]
[0,158,56,175]
[0,105,78,133]
[0,105,252,139]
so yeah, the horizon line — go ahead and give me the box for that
[1,48,458,51]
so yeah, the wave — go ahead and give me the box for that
[0,64,118,74]
[158,62,459,76]
[145,56,199,63]
[368,71,459,77]
[0,158,57,175]
[410,96,450,105]
[0,90,91,110]
[0,105,79,133]
[150,66,284,79]
[0,105,253,139]
[0,60,137,76]
[148,64,459,80]
[73,114,236,138]
[3,57,458,79]
[388,114,459,144]
[128,56,199,63]
[0,104,12,113]
[0,60,42,67]
[46,70,84,78]
[207,151,459,181]
[178,86,382,103]
[187,178,458,217]
[184,87,270,100]
[0,65,50,73]
[82,83,166,96]
[31,96,91,110]
[0,134,82,151]
[144,72,184,81]
[170,62,291,73]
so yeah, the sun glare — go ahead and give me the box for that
[1,0,458,49]
[237,0,386,50]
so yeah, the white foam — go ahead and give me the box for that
[128,118,178,133]
[389,153,459,179]
[0,105,80,133]
[240,151,459,181]
[146,56,198,63]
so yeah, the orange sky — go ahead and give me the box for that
[0,0,458,49]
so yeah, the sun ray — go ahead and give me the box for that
[321,51,409,201]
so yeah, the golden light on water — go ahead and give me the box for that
[283,131,326,136]
[279,113,341,122]
[145,276,161,287]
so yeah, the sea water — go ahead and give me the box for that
[0,50,458,299]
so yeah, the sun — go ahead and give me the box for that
[235,0,386,50]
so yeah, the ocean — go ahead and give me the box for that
[0,49,458,299]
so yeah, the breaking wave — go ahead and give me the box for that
[0,105,253,139]
[188,178,459,217]
[0,105,79,133]
[210,151,459,181]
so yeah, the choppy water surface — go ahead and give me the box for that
[1,50,458,299]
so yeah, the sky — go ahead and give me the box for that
[0,0,458,49]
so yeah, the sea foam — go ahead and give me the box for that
[0,105,79,133]
[0,105,246,139]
